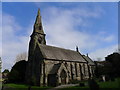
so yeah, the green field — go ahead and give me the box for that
[2,78,120,90]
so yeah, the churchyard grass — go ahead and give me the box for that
[98,78,120,88]
[62,78,120,89]
[2,83,52,90]
[3,83,28,88]
[2,78,120,89]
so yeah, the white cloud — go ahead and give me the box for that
[103,35,115,42]
[98,31,106,35]
[42,7,117,60]
[42,7,104,51]
[89,45,118,61]
[2,13,30,71]
[43,7,114,50]
[2,5,117,71]
[94,31,115,43]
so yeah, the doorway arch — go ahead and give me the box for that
[60,69,67,84]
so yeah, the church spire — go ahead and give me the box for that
[30,9,46,45]
[35,8,41,25]
[33,8,45,34]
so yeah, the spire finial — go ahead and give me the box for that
[35,8,41,25]
[38,8,40,16]
[76,46,79,52]
[87,53,88,57]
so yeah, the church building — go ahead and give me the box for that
[25,9,95,86]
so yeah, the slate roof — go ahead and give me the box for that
[82,55,95,66]
[38,44,86,62]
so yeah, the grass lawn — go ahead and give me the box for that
[2,78,120,90]
[61,78,120,89]
[3,83,52,90]
[3,83,28,88]
[98,78,120,88]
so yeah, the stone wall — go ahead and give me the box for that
[40,60,90,86]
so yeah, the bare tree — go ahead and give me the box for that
[15,52,28,63]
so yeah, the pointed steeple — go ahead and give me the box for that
[30,9,46,45]
[35,8,41,25]
[33,8,45,34]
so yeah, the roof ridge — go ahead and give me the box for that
[39,44,79,53]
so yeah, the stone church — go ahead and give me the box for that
[25,9,95,86]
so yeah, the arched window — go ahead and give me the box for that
[75,63,78,77]
[79,64,83,80]
[83,63,86,76]
[70,64,73,80]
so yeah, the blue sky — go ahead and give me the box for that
[1,2,118,70]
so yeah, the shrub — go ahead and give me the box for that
[7,60,27,83]
[7,69,19,83]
